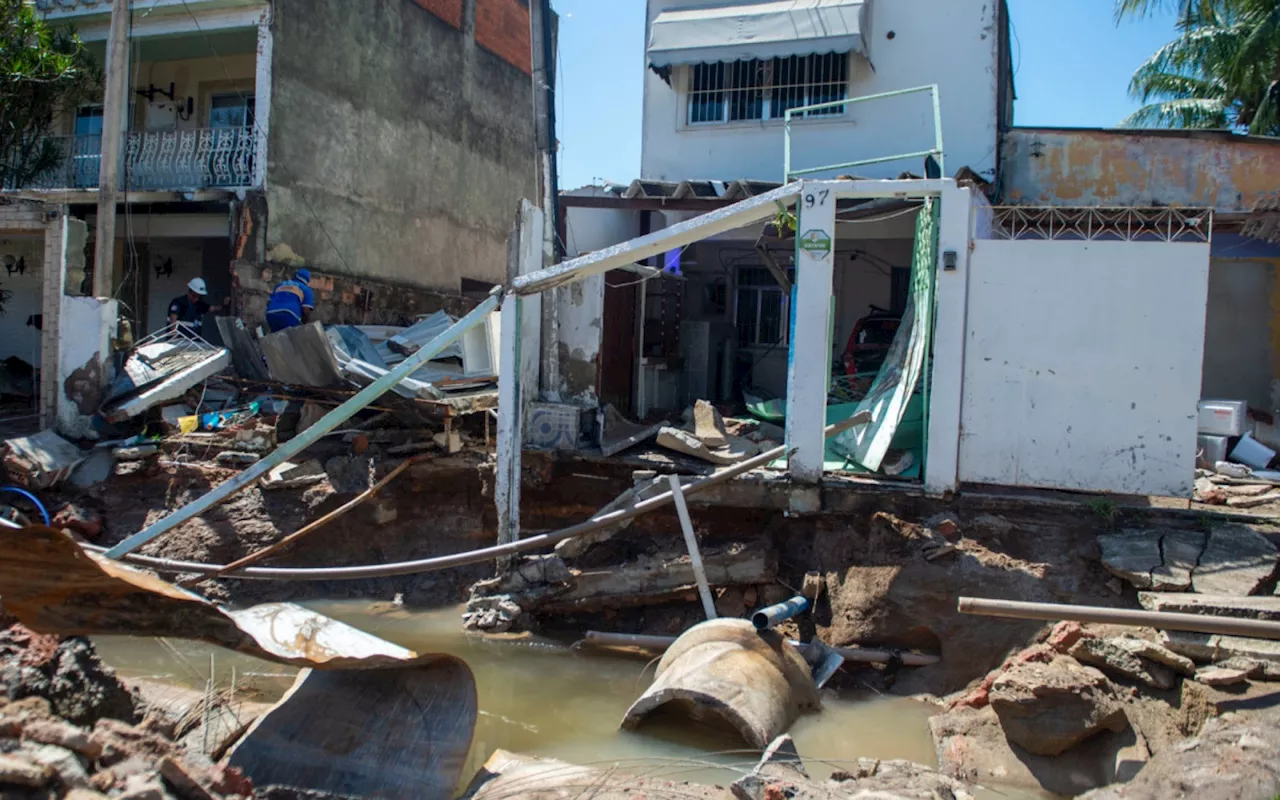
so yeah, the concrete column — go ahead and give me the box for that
[496,202,544,546]
[785,182,837,483]
[93,0,130,298]
[923,183,975,495]
[253,10,274,188]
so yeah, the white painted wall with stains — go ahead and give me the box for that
[641,0,1008,183]
[958,239,1211,497]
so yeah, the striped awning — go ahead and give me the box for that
[648,0,871,67]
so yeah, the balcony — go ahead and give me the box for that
[4,127,257,192]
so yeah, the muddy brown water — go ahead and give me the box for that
[93,602,1043,798]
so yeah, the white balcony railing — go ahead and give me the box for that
[4,127,257,191]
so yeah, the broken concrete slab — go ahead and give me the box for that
[69,449,115,489]
[1161,629,1280,663]
[1068,637,1178,690]
[596,404,661,458]
[261,460,328,491]
[3,431,87,491]
[1195,666,1250,687]
[1190,523,1278,596]
[988,657,1129,756]
[657,426,740,465]
[1138,592,1280,622]
[692,400,729,448]
[1107,636,1196,677]
[1098,530,1204,591]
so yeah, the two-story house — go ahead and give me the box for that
[551,0,1011,426]
[0,0,538,387]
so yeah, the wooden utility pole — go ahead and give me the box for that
[93,0,130,298]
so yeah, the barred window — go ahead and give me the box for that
[687,52,849,125]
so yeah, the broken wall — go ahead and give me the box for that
[1000,128,1280,212]
[264,0,537,293]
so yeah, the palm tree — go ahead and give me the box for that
[1116,0,1280,135]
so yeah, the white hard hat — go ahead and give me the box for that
[188,277,208,296]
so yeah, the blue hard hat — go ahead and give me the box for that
[295,268,311,284]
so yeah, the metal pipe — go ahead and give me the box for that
[958,597,1280,641]
[582,631,940,667]
[104,291,503,560]
[752,597,810,630]
[670,474,716,621]
[88,412,872,581]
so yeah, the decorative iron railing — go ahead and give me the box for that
[4,127,257,191]
[989,206,1212,243]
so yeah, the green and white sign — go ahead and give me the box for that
[798,229,833,259]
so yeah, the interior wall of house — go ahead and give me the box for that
[144,239,207,335]
[960,239,1211,497]
[0,236,48,367]
[265,0,537,292]
[1200,257,1280,411]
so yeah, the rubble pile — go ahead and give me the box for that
[0,622,260,800]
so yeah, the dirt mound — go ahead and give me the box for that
[0,625,137,728]
[805,512,1118,695]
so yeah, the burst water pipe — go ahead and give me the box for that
[0,487,50,526]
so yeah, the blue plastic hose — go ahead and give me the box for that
[0,486,51,526]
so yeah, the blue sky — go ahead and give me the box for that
[551,0,1182,190]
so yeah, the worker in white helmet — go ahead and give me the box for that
[167,277,227,333]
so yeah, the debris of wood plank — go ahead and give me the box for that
[3,431,86,490]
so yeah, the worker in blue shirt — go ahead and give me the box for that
[265,269,316,333]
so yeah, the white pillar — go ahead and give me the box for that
[785,182,837,483]
[496,202,544,546]
[924,183,975,495]
[253,10,274,188]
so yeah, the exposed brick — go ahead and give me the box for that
[475,0,532,75]
[411,0,462,28]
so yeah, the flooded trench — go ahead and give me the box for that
[93,601,943,790]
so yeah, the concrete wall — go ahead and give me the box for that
[641,0,1003,183]
[265,0,537,293]
[144,240,206,334]
[1201,257,1280,410]
[557,202,642,403]
[959,239,1211,497]
[1000,128,1280,212]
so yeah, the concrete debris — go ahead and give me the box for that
[692,400,729,448]
[462,595,524,633]
[464,749,728,799]
[988,656,1129,756]
[1195,666,1250,686]
[69,448,115,488]
[1160,629,1280,664]
[51,503,104,542]
[215,451,259,466]
[1112,729,1150,784]
[0,752,55,787]
[261,460,328,490]
[3,430,86,490]
[433,428,463,454]
[657,425,759,465]
[1100,525,1277,595]
[1068,637,1178,690]
[1137,591,1280,621]
[1190,523,1278,596]
[596,404,661,457]
[1076,709,1280,799]
[112,445,159,462]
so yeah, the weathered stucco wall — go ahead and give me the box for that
[1000,128,1280,212]
[266,0,537,292]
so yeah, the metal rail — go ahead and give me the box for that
[784,84,944,180]
[959,597,1280,640]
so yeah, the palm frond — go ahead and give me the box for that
[1121,97,1233,128]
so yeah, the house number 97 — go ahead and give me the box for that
[803,190,830,209]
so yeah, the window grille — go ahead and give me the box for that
[688,53,849,125]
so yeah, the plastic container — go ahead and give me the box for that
[1229,433,1276,470]
[1198,400,1247,437]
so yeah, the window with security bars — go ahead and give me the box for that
[735,265,792,348]
[687,52,849,125]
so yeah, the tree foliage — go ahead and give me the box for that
[1117,0,1280,135]
[0,0,100,189]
